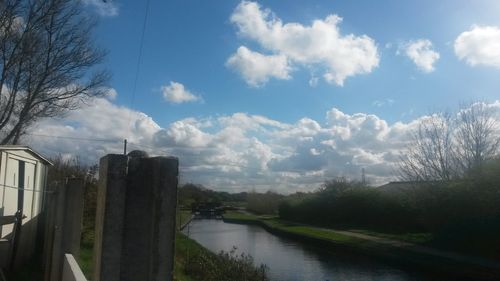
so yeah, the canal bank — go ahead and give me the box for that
[175,211,269,281]
[186,219,434,281]
[222,213,500,281]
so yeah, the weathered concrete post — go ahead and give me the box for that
[93,153,179,281]
[122,156,179,281]
[92,154,128,281]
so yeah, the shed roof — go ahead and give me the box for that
[0,145,53,166]
[377,180,446,193]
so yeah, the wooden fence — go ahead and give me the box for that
[42,178,85,281]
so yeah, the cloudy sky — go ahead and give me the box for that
[26,0,500,193]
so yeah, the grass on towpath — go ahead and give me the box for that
[223,211,360,244]
[223,210,433,245]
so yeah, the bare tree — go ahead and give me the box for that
[454,102,500,174]
[399,113,458,181]
[399,102,500,182]
[0,0,109,144]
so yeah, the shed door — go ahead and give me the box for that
[1,158,19,238]
[0,157,37,238]
[22,162,36,223]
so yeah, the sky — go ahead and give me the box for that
[26,0,500,193]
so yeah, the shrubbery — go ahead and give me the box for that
[47,156,98,245]
[183,245,268,281]
[247,191,283,215]
[279,180,420,232]
[279,159,500,252]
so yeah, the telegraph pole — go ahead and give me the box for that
[123,139,127,155]
[361,168,366,185]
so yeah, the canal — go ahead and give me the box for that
[184,219,444,281]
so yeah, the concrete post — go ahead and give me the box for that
[93,154,178,281]
[92,154,128,281]
[121,156,179,281]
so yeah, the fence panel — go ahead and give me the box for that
[42,179,85,281]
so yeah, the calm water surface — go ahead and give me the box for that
[184,219,441,281]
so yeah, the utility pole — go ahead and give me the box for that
[123,139,127,155]
[361,168,366,185]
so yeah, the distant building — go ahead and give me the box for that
[0,145,52,267]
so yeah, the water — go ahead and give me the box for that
[184,219,440,281]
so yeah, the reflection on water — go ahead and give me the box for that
[184,219,439,281]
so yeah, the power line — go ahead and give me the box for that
[24,133,120,143]
[126,0,152,139]
[22,133,165,153]
[24,134,250,169]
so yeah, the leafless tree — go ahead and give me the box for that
[399,113,458,181]
[454,102,500,174]
[399,102,500,182]
[0,0,109,144]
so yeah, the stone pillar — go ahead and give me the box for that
[92,154,128,281]
[93,154,178,281]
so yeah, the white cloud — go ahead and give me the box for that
[308,76,319,87]
[28,97,161,163]
[161,81,201,104]
[83,0,119,17]
[454,25,500,68]
[226,46,291,87]
[401,39,440,72]
[24,92,500,193]
[372,99,395,108]
[228,1,379,86]
[154,121,212,148]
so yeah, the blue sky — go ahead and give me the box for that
[29,0,500,192]
[92,0,500,125]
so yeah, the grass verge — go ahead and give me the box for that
[223,211,360,244]
[348,229,433,244]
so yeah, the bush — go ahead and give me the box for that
[279,185,420,232]
[246,191,283,215]
[47,156,98,244]
[279,159,500,255]
[186,246,268,281]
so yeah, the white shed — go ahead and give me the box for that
[0,146,52,265]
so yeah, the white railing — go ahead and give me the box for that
[61,254,87,281]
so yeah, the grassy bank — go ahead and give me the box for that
[348,229,433,244]
[177,210,193,230]
[224,211,366,244]
[174,232,201,281]
[175,230,268,281]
